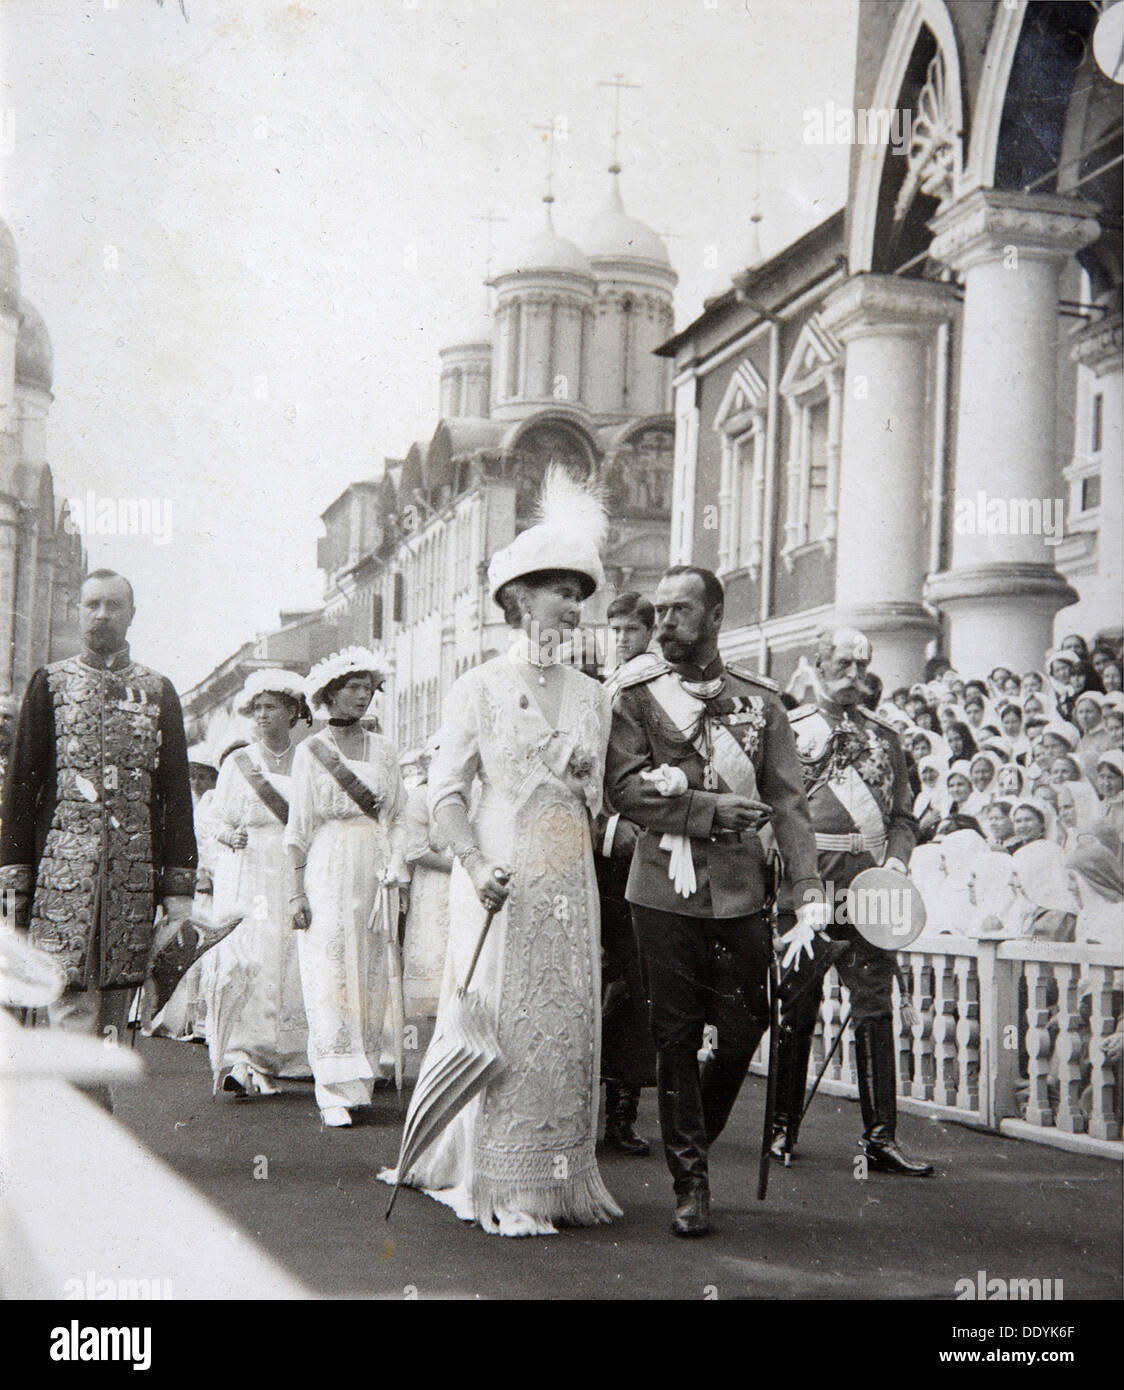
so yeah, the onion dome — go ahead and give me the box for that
[15,299,53,389]
[497,200,592,278]
[439,311,493,352]
[584,169,670,267]
[0,218,20,316]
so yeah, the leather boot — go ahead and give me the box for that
[768,1024,815,1161]
[657,1045,710,1236]
[699,1045,754,1144]
[604,1080,650,1156]
[854,1017,933,1177]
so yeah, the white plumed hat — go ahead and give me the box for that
[235,667,308,716]
[487,464,607,604]
[304,646,388,715]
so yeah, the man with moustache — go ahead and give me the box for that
[605,566,826,1236]
[0,570,197,1080]
[768,626,933,1175]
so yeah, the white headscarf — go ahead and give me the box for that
[1011,840,1080,916]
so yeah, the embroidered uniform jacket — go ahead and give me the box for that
[0,649,197,989]
[781,699,918,911]
[605,658,820,919]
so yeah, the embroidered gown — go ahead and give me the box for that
[205,745,310,1080]
[391,653,622,1232]
[284,729,408,1111]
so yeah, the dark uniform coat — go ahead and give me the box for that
[779,698,919,1024]
[782,700,918,907]
[605,658,820,919]
[0,648,197,990]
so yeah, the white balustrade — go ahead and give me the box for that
[749,935,1122,1157]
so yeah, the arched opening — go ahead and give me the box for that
[505,419,598,525]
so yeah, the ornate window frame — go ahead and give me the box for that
[779,316,843,571]
[713,358,768,580]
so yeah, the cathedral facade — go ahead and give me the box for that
[0,218,86,708]
[317,172,677,759]
[664,0,1121,688]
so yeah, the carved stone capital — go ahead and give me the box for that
[1070,311,1123,375]
[929,188,1101,275]
[820,273,959,341]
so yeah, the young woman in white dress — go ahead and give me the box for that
[207,671,312,1096]
[383,468,621,1237]
[286,649,409,1128]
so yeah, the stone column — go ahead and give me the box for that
[1070,310,1122,635]
[925,189,1100,673]
[820,274,959,689]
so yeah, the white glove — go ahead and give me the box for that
[780,901,831,972]
[641,764,689,798]
[884,857,907,875]
[659,833,697,897]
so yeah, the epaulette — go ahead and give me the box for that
[725,660,780,692]
[860,705,899,733]
[612,653,670,691]
[786,702,819,721]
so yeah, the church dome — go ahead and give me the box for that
[584,172,670,267]
[16,299,53,389]
[498,202,592,278]
[0,218,20,316]
[440,312,493,352]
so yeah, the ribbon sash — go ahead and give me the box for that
[646,673,760,800]
[307,737,383,821]
[234,750,290,824]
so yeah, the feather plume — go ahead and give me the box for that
[535,464,609,552]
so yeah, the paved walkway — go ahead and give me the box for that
[110,1035,1121,1301]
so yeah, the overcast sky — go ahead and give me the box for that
[1,0,857,690]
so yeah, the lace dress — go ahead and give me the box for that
[205,745,310,1080]
[391,653,622,1232]
[284,729,408,1111]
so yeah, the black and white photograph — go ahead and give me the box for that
[0,0,1121,1339]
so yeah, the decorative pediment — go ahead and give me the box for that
[714,357,768,431]
[779,315,842,399]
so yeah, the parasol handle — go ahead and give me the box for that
[459,869,511,995]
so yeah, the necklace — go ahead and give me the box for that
[328,726,364,759]
[510,632,567,686]
[259,737,292,767]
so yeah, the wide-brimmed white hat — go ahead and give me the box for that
[235,668,308,716]
[487,464,607,604]
[305,646,387,715]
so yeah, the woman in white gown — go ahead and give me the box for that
[207,671,312,1096]
[384,467,621,1237]
[401,740,453,1019]
[286,648,409,1128]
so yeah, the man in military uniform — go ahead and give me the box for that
[0,570,197,1068]
[769,626,933,1176]
[605,566,827,1236]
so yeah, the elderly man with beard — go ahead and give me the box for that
[605,566,826,1236]
[768,627,933,1176]
[0,570,197,1102]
